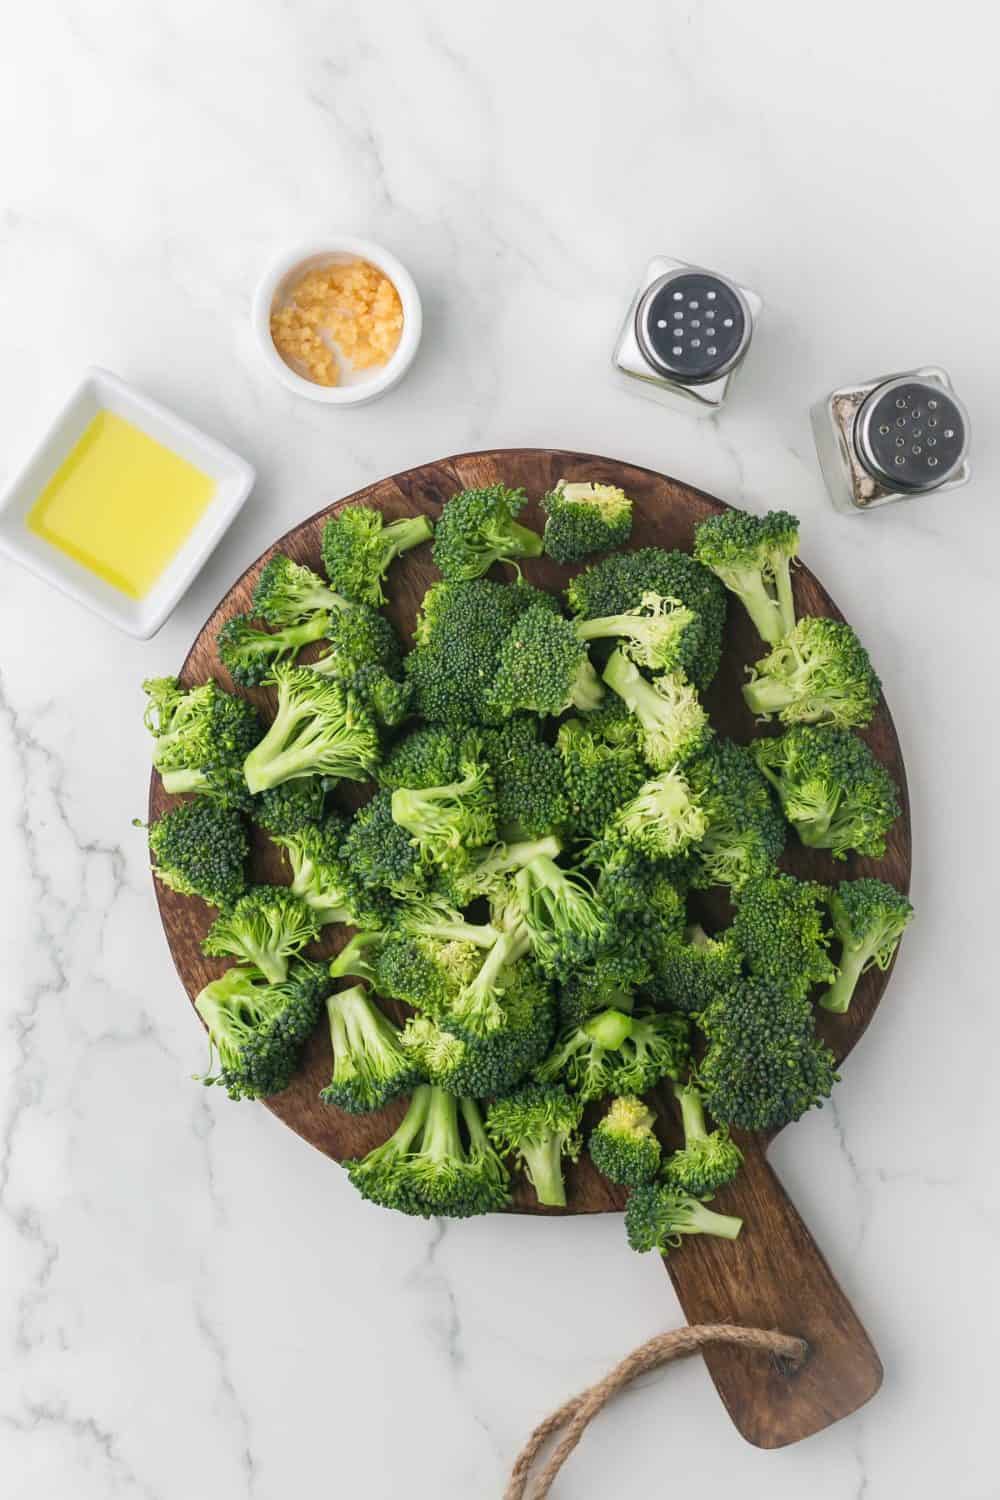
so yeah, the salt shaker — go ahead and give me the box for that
[811,367,971,514]
[612,256,763,415]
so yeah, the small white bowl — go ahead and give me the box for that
[252,238,422,405]
[0,367,255,639]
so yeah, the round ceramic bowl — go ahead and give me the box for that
[252,238,422,406]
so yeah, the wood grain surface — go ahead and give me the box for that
[148,449,910,1446]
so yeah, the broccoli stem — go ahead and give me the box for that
[384,515,434,558]
[520,1136,568,1207]
[602,648,661,718]
[819,946,868,1014]
[504,520,544,559]
[771,555,796,639]
[387,1083,433,1154]
[575,614,644,644]
[419,918,500,949]
[685,1200,743,1240]
[675,1080,708,1145]
[727,570,785,645]
[742,674,796,717]
[422,1086,464,1166]
[329,932,382,983]
[474,836,562,881]
[245,944,286,985]
[570,659,605,713]
[160,767,207,796]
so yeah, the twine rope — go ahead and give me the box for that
[504,1323,808,1500]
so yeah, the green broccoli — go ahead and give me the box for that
[405,578,558,726]
[645,925,743,1014]
[340,791,428,898]
[693,507,800,645]
[821,878,914,1014]
[592,850,687,954]
[541,480,633,563]
[479,717,570,840]
[251,553,351,625]
[273,818,389,928]
[432,485,542,580]
[557,946,650,1028]
[575,591,703,677]
[144,798,248,909]
[565,547,727,690]
[441,834,564,908]
[732,872,836,998]
[588,1096,661,1188]
[243,665,380,795]
[684,738,786,890]
[537,1006,689,1101]
[202,885,322,983]
[252,777,327,836]
[216,611,331,688]
[487,605,604,719]
[319,985,418,1114]
[602,650,710,770]
[556,714,647,839]
[743,617,880,729]
[753,724,901,860]
[344,1085,510,1219]
[193,959,328,1099]
[310,600,404,677]
[603,770,707,861]
[513,854,609,974]
[321,506,433,606]
[378,725,466,791]
[447,907,534,1037]
[390,739,498,870]
[143,677,261,803]
[328,930,384,986]
[486,1085,584,1207]
[401,964,557,1098]
[698,977,839,1131]
[374,932,482,1014]
[663,1080,743,1197]
[625,1182,743,1256]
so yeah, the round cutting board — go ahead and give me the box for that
[149,449,910,1447]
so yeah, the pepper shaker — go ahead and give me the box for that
[811,367,971,514]
[612,256,763,415]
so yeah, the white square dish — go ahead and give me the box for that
[0,367,255,638]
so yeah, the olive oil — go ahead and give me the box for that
[27,411,215,599]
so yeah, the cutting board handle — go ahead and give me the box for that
[665,1134,883,1447]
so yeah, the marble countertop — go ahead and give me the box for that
[2,3,998,1496]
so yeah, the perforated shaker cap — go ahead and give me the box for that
[854,377,969,492]
[635,268,752,384]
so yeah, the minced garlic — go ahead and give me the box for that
[270,258,403,387]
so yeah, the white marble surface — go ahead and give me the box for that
[1,2,998,1496]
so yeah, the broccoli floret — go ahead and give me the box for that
[556,716,646,839]
[319,984,419,1114]
[540,480,633,563]
[487,605,604,719]
[684,738,786,890]
[693,507,800,645]
[328,930,384,986]
[820,878,914,1014]
[479,718,570,840]
[575,591,704,677]
[537,1006,689,1101]
[252,777,327,836]
[401,964,557,1097]
[698,977,839,1131]
[432,485,542,580]
[243,665,380,795]
[593,850,687,954]
[144,798,248,910]
[602,651,710,770]
[341,791,428,898]
[344,1085,510,1219]
[216,611,331,688]
[588,1096,661,1187]
[193,959,328,1099]
[663,1080,743,1197]
[743,617,880,729]
[321,506,433,606]
[310,601,403,678]
[645,925,743,1014]
[375,932,482,1014]
[732,872,836,998]
[405,579,557,726]
[447,908,534,1037]
[557,946,650,1028]
[441,834,563,907]
[625,1182,743,1256]
[378,726,466,791]
[565,547,726,690]
[390,739,498,870]
[753,725,901,861]
[273,818,389,928]
[143,677,261,804]
[486,1084,584,1207]
[513,854,609,974]
[603,770,707,861]
[251,553,351,625]
[201,884,322,983]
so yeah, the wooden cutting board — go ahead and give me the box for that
[149,448,910,1448]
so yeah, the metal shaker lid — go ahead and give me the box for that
[854,377,969,492]
[635,268,751,384]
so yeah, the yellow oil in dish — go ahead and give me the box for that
[27,411,215,599]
